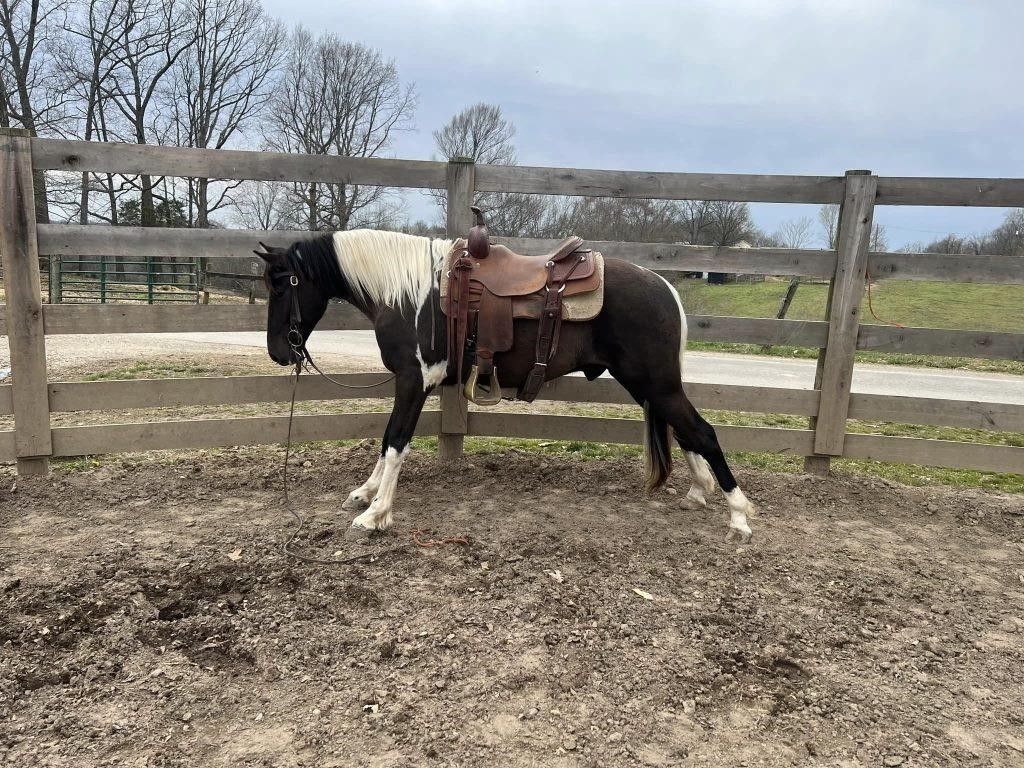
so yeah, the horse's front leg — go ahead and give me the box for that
[342,415,392,512]
[348,372,429,536]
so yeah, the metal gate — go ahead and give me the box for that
[55,256,200,304]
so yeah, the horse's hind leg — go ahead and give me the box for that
[649,389,755,543]
[682,451,717,510]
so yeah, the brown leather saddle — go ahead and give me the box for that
[443,207,601,404]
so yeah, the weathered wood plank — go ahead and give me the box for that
[857,325,1024,360]
[529,377,819,415]
[31,138,447,189]
[868,251,1024,285]
[38,303,827,348]
[39,223,1022,285]
[439,159,475,461]
[843,433,1024,474]
[467,412,816,454]
[42,302,373,334]
[876,177,1024,207]
[48,373,401,412]
[37,224,311,260]
[37,224,839,278]
[474,165,844,204]
[50,411,440,456]
[813,172,878,456]
[0,430,14,462]
[0,129,52,474]
[848,393,1024,432]
[500,237,837,278]
[47,372,817,417]
[688,315,829,347]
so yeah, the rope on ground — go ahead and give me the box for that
[864,270,905,328]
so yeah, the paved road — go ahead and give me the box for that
[140,330,1024,405]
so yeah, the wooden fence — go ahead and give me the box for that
[1,127,1022,477]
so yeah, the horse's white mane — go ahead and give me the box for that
[330,230,453,310]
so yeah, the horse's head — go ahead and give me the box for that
[255,241,333,366]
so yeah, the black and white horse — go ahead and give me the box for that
[256,230,755,542]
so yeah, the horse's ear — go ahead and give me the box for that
[254,242,284,263]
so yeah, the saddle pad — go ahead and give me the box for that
[441,239,606,322]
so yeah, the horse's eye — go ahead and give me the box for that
[267,272,290,297]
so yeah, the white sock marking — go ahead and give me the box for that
[348,455,385,505]
[352,446,409,531]
[725,487,754,538]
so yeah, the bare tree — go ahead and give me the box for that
[0,0,72,221]
[264,28,416,231]
[706,200,752,246]
[679,200,715,245]
[986,209,1024,256]
[170,0,284,227]
[818,203,840,248]
[431,103,548,236]
[229,179,291,230]
[59,0,128,224]
[869,222,888,252]
[92,0,195,226]
[433,102,515,165]
[544,197,684,242]
[775,216,814,249]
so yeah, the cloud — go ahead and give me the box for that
[261,0,1022,243]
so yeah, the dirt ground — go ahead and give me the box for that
[1,446,1023,767]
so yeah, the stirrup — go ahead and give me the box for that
[464,364,503,406]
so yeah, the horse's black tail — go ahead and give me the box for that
[642,401,672,493]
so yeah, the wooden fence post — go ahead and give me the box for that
[805,170,877,474]
[0,128,52,476]
[438,157,475,462]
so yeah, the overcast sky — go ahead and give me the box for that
[262,0,1023,247]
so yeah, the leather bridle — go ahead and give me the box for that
[267,264,309,367]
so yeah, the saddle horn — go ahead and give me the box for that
[467,205,490,260]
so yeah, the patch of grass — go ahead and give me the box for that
[676,277,1024,375]
[83,361,224,381]
[674,278,1024,332]
[52,456,108,473]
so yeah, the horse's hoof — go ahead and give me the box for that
[725,526,753,544]
[345,522,374,541]
[681,488,707,510]
[342,494,371,512]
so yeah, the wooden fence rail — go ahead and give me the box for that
[35,225,1024,284]
[2,133,1023,477]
